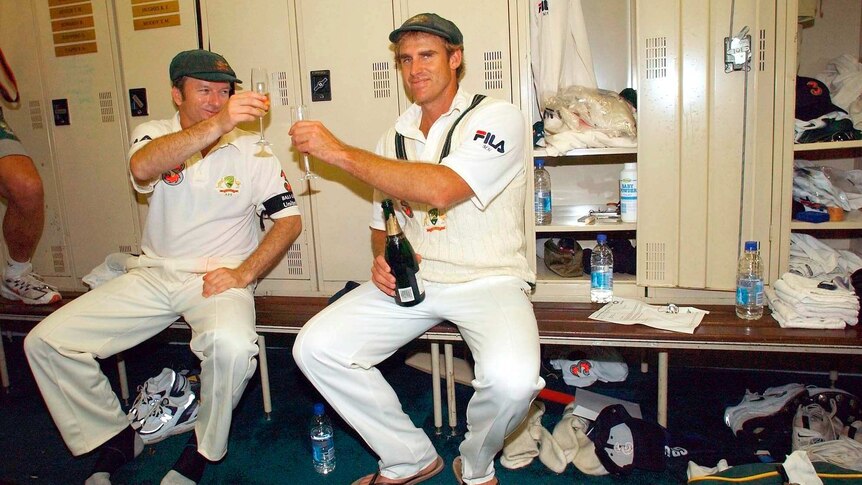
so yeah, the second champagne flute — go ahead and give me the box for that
[251,68,271,146]
[291,104,318,180]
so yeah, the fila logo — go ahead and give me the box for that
[473,130,506,153]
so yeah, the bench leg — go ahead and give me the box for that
[0,327,8,393]
[116,352,129,406]
[430,343,443,435]
[258,334,272,420]
[830,370,838,388]
[657,351,668,427]
[444,343,457,435]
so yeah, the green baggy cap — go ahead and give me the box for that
[389,13,463,45]
[169,49,242,84]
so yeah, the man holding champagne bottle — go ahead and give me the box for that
[291,13,543,485]
[25,49,302,484]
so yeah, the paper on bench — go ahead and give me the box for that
[588,297,708,334]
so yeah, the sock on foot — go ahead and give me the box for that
[170,434,207,483]
[89,426,143,478]
[4,259,31,278]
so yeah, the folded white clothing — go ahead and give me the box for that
[766,288,847,329]
[780,272,859,300]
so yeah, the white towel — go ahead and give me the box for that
[766,287,847,329]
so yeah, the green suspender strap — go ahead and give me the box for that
[394,94,487,161]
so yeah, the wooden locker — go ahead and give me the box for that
[200,0,315,295]
[0,0,72,288]
[27,0,141,290]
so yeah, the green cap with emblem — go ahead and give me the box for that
[169,49,242,84]
[388,13,463,45]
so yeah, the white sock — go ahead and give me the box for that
[84,472,112,485]
[161,470,197,485]
[4,259,31,278]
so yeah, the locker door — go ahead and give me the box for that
[201,0,315,295]
[0,0,72,287]
[112,0,199,238]
[402,0,515,102]
[30,0,141,289]
[296,0,400,293]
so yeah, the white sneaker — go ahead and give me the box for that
[806,385,861,426]
[137,390,199,445]
[1,270,61,305]
[724,383,807,436]
[792,401,843,451]
[127,368,187,427]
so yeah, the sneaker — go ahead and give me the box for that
[806,385,861,426]
[724,383,807,436]
[127,368,187,427]
[0,270,61,305]
[136,390,199,444]
[792,402,842,450]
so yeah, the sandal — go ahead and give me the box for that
[351,456,444,485]
[452,456,500,485]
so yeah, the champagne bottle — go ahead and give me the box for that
[382,199,425,306]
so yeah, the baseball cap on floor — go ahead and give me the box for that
[389,13,463,45]
[589,404,668,475]
[169,49,242,84]
[796,76,845,121]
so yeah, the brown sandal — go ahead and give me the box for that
[351,456,444,485]
[452,456,500,485]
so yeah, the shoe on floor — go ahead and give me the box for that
[128,368,188,428]
[135,389,199,445]
[806,385,861,426]
[1,270,61,305]
[452,456,499,485]
[792,402,843,451]
[351,456,443,485]
[724,383,807,436]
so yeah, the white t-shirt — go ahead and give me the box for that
[371,89,535,284]
[128,113,300,261]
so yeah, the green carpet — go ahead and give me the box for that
[1,332,860,484]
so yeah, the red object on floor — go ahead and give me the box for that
[537,388,575,405]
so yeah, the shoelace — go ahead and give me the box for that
[11,272,58,291]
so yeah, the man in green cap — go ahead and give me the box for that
[291,13,542,485]
[26,48,302,484]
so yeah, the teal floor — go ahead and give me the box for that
[1,332,860,484]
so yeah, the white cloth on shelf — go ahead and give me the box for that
[765,287,847,329]
[788,233,862,280]
[818,54,862,130]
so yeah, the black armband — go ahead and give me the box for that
[259,192,297,230]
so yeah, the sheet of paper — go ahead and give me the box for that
[589,297,709,334]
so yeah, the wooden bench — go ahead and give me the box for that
[2,295,861,428]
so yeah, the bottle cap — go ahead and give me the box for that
[313,403,325,415]
[534,158,545,168]
[597,234,607,243]
[744,241,759,251]
[623,162,637,171]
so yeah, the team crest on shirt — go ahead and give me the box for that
[216,175,241,195]
[537,0,549,15]
[473,130,506,153]
[400,200,414,218]
[280,170,293,192]
[162,163,185,185]
[424,208,447,232]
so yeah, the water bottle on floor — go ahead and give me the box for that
[310,403,336,474]
[735,241,764,320]
[590,234,614,303]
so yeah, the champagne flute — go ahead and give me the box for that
[291,104,318,180]
[251,68,271,146]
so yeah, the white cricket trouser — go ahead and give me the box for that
[24,264,259,461]
[293,276,545,485]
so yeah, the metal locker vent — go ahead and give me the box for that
[51,245,66,274]
[758,29,766,71]
[483,51,504,91]
[285,242,304,276]
[643,241,666,282]
[644,37,667,79]
[274,71,290,106]
[29,100,43,129]
[372,62,391,99]
[118,244,134,253]
[98,91,114,123]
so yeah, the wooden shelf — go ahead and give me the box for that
[793,140,862,152]
[534,205,636,233]
[790,209,862,230]
[534,146,637,157]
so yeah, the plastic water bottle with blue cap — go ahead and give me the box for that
[735,241,764,319]
[310,402,336,474]
[590,234,614,303]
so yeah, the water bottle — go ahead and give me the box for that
[310,403,336,474]
[619,162,637,223]
[735,241,764,320]
[534,158,552,225]
[590,234,614,303]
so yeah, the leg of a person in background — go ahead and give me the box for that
[0,153,60,304]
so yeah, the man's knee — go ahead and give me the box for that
[0,157,43,206]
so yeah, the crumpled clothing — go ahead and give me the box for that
[541,85,637,153]
[82,253,137,289]
[792,160,862,211]
[789,233,862,280]
[818,54,862,130]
